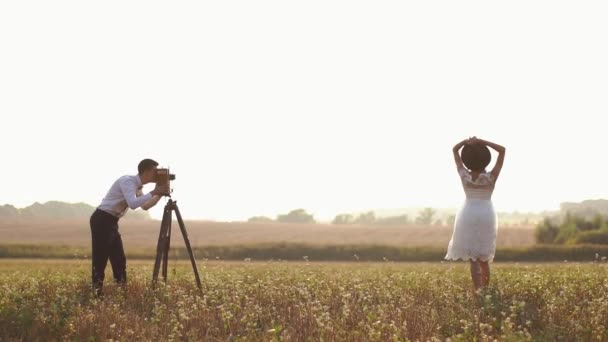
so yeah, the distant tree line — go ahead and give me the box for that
[536,213,608,245]
[0,201,150,220]
[248,209,316,224]
[332,208,453,226]
[247,207,457,226]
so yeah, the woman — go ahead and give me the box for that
[445,136,506,291]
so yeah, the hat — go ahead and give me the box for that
[461,143,491,171]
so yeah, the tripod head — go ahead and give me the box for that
[164,198,178,210]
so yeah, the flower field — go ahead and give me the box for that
[1,260,607,341]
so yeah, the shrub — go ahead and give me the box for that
[535,218,560,244]
[574,229,608,245]
[535,214,608,245]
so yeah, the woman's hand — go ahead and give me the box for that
[466,136,479,145]
[455,137,472,151]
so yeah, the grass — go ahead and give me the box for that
[1,260,607,341]
[2,243,608,262]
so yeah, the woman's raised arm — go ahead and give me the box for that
[476,138,506,180]
[453,137,472,170]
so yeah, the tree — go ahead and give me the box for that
[0,204,18,219]
[377,215,410,225]
[332,214,354,225]
[535,217,560,243]
[415,208,436,225]
[354,211,376,225]
[277,209,315,224]
[248,216,274,223]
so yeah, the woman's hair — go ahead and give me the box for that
[461,144,491,172]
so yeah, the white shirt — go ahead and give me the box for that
[98,175,153,217]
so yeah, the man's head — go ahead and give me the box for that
[138,159,159,184]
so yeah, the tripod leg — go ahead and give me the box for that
[174,204,202,290]
[162,214,172,282]
[152,203,171,286]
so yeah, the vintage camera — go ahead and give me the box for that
[155,168,176,196]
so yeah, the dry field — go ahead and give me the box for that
[0,219,535,248]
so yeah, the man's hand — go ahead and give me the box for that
[152,184,170,196]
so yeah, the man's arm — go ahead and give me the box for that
[141,195,162,210]
[118,178,154,210]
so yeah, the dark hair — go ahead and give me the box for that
[461,144,491,172]
[138,159,159,175]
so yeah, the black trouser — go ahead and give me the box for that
[90,209,126,296]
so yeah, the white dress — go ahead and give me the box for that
[445,166,498,262]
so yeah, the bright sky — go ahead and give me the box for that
[1,1,607,221]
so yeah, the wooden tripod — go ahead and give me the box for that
[152,199,202,290]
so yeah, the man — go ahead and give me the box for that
[90,159,168,296]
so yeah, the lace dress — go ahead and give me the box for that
[445,166,498,262]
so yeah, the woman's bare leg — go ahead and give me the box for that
[469,260,482,291]
[480,261,490,287]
